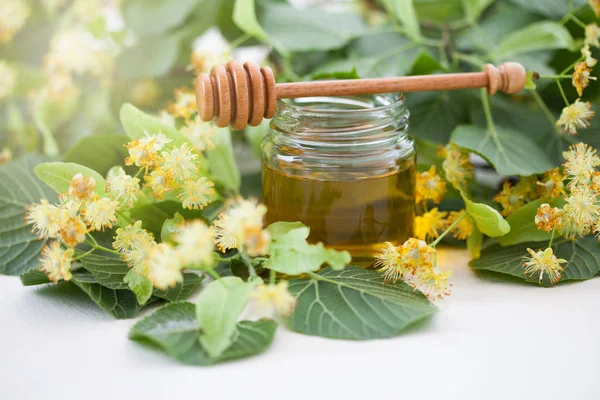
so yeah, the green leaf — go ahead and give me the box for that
[407,51,446,75]
[266,221,308,242]
[489,21,575,59]
[525,71,537,90]
[161,212,184,243]
[124,269,153,305]
[382,0,422,40]
[153,273,204,302]
[129,302,277,365]
[20,268,51,286]
[461,0,493,22]
[196,277,257,358]
[206,127,241,193]
[315,33,421,78]
[507,0,587,18]
[34,162,106,196]
[498,200,564,246]
[116,36,180,79]
[470,237,600,286]
[264,227,351,275]
[464,198,510,237]
[311,67,360,80]
[407,91,468,143]
[259,3,367,53]
[0,155,57,275]
[467,225,483,259]
[451,125,554,176]
[63,134,132,177]
[286,266,435,340]
[71,271,146,319]
[232,0,269,42]
[119,103,185,145]
[124,0,200,37]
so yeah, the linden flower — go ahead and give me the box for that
[441,143,473,190]
[0,61,17,101]
[375,242,403,283]
[248,281,297,319]
[173,220,215,267]
[582,44,598,68]
[161,143,199,182]
[68,173,96,202]
[572,62,596,97]
[523,248,567,285]
[242,225,271,257]
[563,186,600,228]
[557,100,595,136]
[106,167,141,207]
[447,210,473,240]
[84,197,120,231]
[124,235,157,273]
[415,165,446,204]
[157,110,176,127]
[187,48,231,75]
[400,238,434,270]
[0,148,12,165]
[559,214,590,239]
[144,168,177,200]
[113,221,151,253]
[147,243,184,290]
[586,23,600,48]
[45,28,102,76]
[562,142,600,186]
[494,181,527,216]
[60,217,87,248]
[125,133,171,169]
[535,204,563,232]
[414,208,448,241]
[26,199,66,239]
[213,198,268,253]
[39,242,74,283]
[129,78,160,107]
[178,177,215,210]
[0,0,31,43]
[536,168,566,199]
[414,267,452,300]
[589,0,600,18]
[181,116,217,152]
[168,87,197,121]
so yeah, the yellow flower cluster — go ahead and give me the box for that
[213,198,271,257]
[439,143,474,190]
[248,281,297,318]
[187,47,232,76]
[26,173,123,282]
[114,219,215,290]
[523,248,567,285]
[375,239,451,300]
[0,0,30,43]
[124,132,216,210]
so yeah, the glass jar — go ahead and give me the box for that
[261,94,415,261]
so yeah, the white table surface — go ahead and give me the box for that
[2,249,599,400]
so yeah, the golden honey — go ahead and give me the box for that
[262,95,414,261]
[263,164,415,259]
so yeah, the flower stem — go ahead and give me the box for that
[556,80,570,107]
[134,168,144,179]
[548,228,556,248]
[239,251,257,278]
[429,212,467,248]
[269,268,276,285]
[229,33,252,49]
[538,75,572,80]
[74,248,95,261]
[207,268,222,281]
[84,239,122,256]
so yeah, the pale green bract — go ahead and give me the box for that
[266,221,308,242]
[34,162,106,196]
[264,227,351,275]
[464,198,510,238]
[206,127,241,193]
[196,277,258,358]
[119,103,185,145]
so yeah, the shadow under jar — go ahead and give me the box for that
[262,94,415,262]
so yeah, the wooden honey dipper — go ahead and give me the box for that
[196,60,527,130]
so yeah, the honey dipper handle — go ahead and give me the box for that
[276,62,527,99]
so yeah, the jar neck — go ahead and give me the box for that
[270,95,409,151]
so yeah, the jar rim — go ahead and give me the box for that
[276,93,405,115]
